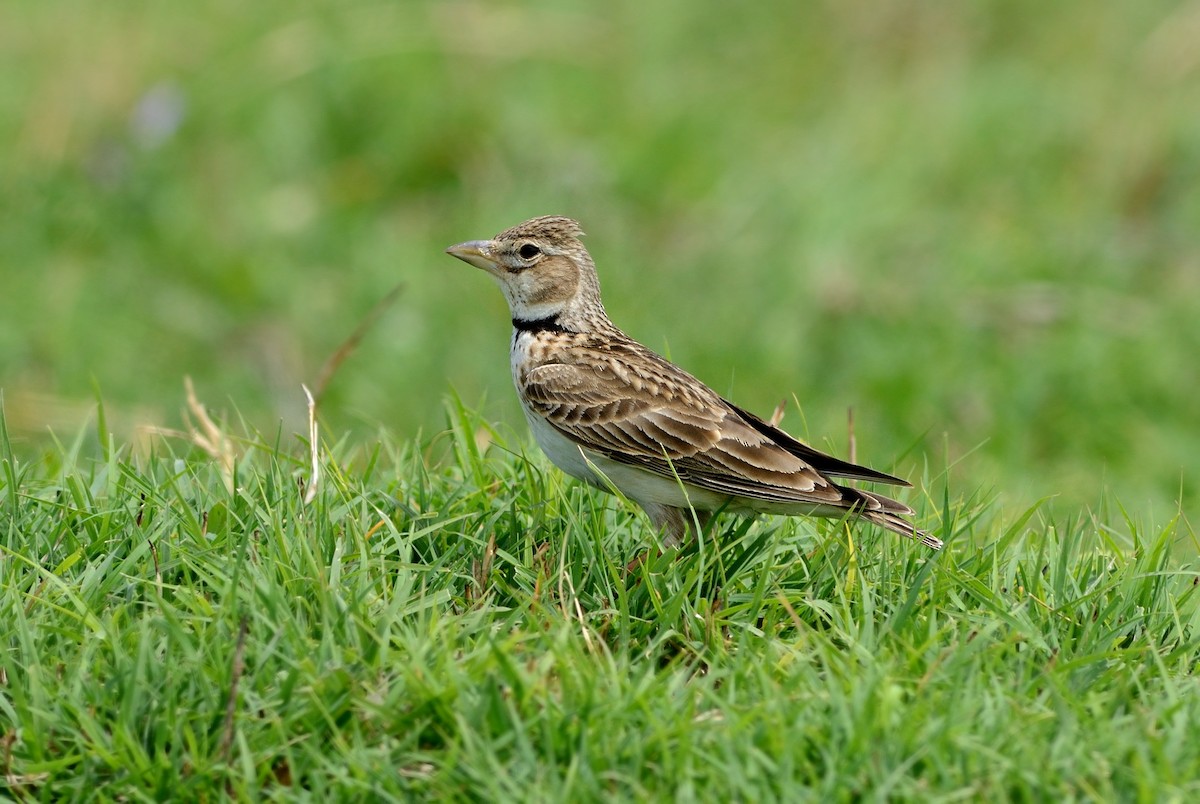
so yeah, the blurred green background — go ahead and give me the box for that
[3,0,1198,520]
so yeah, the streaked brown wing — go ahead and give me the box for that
[520,345,845,505]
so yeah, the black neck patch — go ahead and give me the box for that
[512,315,569,335]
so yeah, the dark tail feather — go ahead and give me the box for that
[860,508,943,550]
[727,401,911,486]
[846,487,942,550]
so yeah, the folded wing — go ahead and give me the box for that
[521,341,904,511]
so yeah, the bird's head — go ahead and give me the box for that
[446,215,606,329]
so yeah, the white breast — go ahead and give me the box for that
[511,330,600,481]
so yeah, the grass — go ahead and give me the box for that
[2,401,1197,799]
[3,0,1200,798]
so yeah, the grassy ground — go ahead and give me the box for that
[3,0,1200,799]
[2,403,1197,799]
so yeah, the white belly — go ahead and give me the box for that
[521,402,735,511]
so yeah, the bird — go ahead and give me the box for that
[445,215,941,551]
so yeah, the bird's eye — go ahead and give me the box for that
[518,243,541,260]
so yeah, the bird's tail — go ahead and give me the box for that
[853,489,943,550]
[859,508,943,550]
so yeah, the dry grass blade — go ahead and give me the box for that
[302,384,319,505]
[219,616,250,764]
[4,728,49,791]
[183,377,235,484]
[302,282,402,504]
[312,281,404,403]
[143,377,236,491]
[149,540,162,597]
[564,570,597,654]
[768,398,787,427]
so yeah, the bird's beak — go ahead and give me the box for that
[445,239,498,272]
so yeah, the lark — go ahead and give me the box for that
[446,216,941,550]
